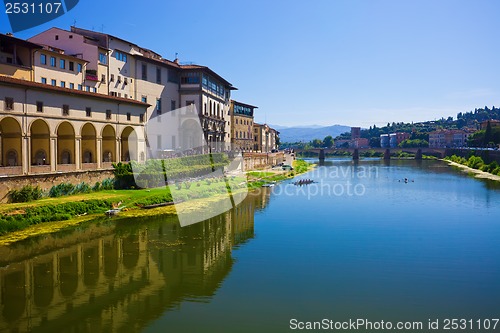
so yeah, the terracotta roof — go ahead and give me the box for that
[0,75,150,107]
[1,33,43,50]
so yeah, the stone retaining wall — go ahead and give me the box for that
[0,169,114,203]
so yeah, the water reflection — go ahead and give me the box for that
[0,189,271,333]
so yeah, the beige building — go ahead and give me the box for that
[0,33,41,81]
[253,123,279,152]
[0,75,148,176]
[230,100,256,152]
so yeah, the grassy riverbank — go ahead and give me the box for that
[0,159,314,243]
[443,155,500,182]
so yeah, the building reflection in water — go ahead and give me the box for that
[0,188,271,333]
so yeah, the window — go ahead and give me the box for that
[78,84,82,91]
[126,112,131,121]
[69,61,74,71]
[36,101,43,112]
[40,54,46,65]
[117,76,121,83]
[41,77,47,84]
[142,63,147,80]
[140,114,144,123]
[93,87,97,93]
[86,86,90,92]
[62,104,69,116]
[101,74,106,83]
[110,74,114,82]
[86,107,91,117]
[60,59,65,69]
[77,63,82,73]
[106,109,112,119]
[99,52,107,64]
[50,56,56,67]
[69,83,74,89]
[156,67,161,84]
[157,135,162,149]
[171,100,176,111]
[156,98,161,112]
[181,72,200,84]
[141,96,147,103]
[4,97,14,110]
[55,35,59,40]
[60,81,66,88]
[124,78,127,85]
[51,79,56,86]
[115,50,127,62]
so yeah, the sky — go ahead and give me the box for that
[1,0,499,127]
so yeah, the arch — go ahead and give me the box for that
[122,235,139,269]
[180,119,201,150]
[30,119,50,165]
[1,270,26,322]
[103,239,119,278]
[59,252,78,297]
[81,123,97,164]
[33,261,54,308]
[102,125,116,163]
[57,121,75,165]
[83,246,99,287]
[121,126,137,161]
[0,117,22,167]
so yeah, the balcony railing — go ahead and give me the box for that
[85,70,99,82]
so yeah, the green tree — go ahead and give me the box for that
[323,135,334,148]
[484,120,492,147]
[311,139,323,148]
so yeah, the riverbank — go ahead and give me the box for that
[444,160,500,182]
[0,159,315,245]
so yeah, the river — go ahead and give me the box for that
[1,159,500,333]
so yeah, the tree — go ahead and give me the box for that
[323,135,334,148]
[311,139,323,148]
[484,120,492,147]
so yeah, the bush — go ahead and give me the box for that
[9,185,43,203]
[101,178,115,190]
[0,199,112,235]
[49,183,75,197]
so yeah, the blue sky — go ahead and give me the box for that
[2,0,499,127]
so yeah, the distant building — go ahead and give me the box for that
[428,129,470,148]
[230,100,256,152]
[351,138,369,148]
[389,132,410,148]
[380,134,389,148]
[480,119,500,130]
[253,123,279,152]
[351,127,361,139]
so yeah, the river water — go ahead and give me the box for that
[1,159,500,333]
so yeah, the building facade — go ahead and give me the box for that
[253,123,279,152]
[0,75,148,176]
[230,100,256,152]
[429,129,470,148]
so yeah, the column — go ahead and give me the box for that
[116,137,121,162]
[50,136,57,172]
[96,137,102,169]
[24,135,30,174]
[75,136,81,170]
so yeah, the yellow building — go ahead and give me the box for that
[253,123,280,152]
[230,100,256,152]
[0,75,148,176]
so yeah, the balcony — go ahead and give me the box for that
[85,70,99,82]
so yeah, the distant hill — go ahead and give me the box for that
[275,125,351,143]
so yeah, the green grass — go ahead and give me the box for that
[0,159,315,237]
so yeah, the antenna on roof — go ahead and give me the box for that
[100,24,104,32]
[73,19,77,27]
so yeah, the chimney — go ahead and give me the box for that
[6,32,13,37]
